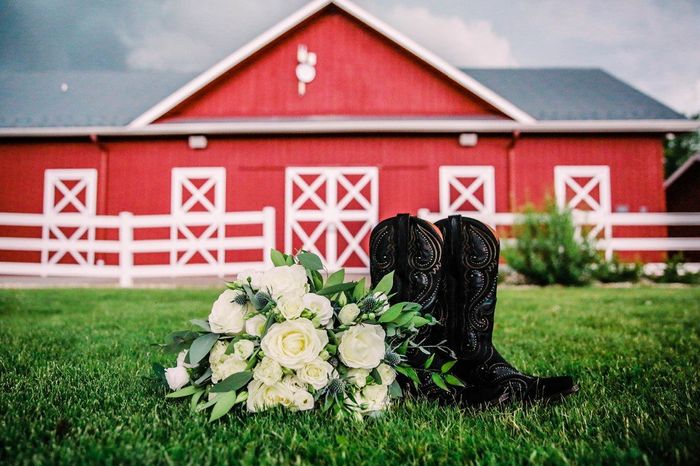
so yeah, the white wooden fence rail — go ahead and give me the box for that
[0,207,276,287]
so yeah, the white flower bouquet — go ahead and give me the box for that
[154,250,460,421]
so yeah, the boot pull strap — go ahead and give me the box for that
[447,214,466,351]
[394,213,410,301]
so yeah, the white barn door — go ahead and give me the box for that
[554,165,611,241]
[439,166,495,215]
[285,167,378,272]
[42,169,98,270]
[171,167,226,271]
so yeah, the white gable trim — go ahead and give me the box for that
[664,152,700,189]
[128,0,535,127]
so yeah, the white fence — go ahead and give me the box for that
[0,207,275,287]
[418,209,700,263]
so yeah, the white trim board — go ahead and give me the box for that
[664,152,700,189]
[127,0,534,127]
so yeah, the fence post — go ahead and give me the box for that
[262,207,276,265]
[119,211,134,288]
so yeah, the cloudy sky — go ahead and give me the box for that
[1,0,699,114]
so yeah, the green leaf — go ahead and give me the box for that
[378,302,404,323]
[395,365,420,386]
[209,391,238,422]
[190,319,211,332]
[165,385,198,398]
[152,363,167,384]
[190,389,204,412]
[411,316,430,328]
[388,379,403,398]
[284,255,295,266]
[396,339,410,355]
[370,368,383,385]
[162,330,199,353]
[210,371,253,393]
[431,373,450,391]
[196,397,219,412]
[352,278,366,301]
[373,271,394,294]
[194,368,212,386]
[441,360,457,374]
[325,269,345,288]
[423,354,435,369]
[445,374,465,387]
[393,311,417,327]
[316,282,357,296]
[188,333,219,365]
[297,251,323,270]
[270,249,286,267]
[311,270,323,291]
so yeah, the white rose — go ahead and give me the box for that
[253,356,283,386]
[209,341,247,383]
[164,366,189,390]
[233,340,255,360]
[281,374,307,392]
[260,318,329,369]
[176,350,197,369]
[376,363,396,386]
[237,270,263,288]
[293,390,315,411]
[245,314,267,337]
[303,293,334,327]
[346,368,370,388]
[373,292,390,315]
[338,303,361,325]
[246,379,295,412]
[360,384,390,412]
[260,265,308,299]
[276,293,305,320]
[338,324,386,369]
[297,358,335,389]
[209,289,248,334]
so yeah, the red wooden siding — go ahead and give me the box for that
[159,5,505,121]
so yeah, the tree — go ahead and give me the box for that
[664,113,700,178]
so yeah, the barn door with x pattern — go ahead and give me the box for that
[171,167,226,270]
[285,167,378,273]
[554,165,611,240]
[439,166,495,216]
[42,169,98,269]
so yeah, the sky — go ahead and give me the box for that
[1,0,699,115]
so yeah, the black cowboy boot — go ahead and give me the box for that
[369,214,506,407]
[435,214,579,404]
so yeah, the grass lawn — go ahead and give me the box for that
[1,286,699,465]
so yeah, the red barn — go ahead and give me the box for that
[1,0,699,285]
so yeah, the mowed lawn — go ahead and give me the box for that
[1,286,699,465]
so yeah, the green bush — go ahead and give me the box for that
[648,254,700,284]
[503,202,598,286]
[592,256,643,283]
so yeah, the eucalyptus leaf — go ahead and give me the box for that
[210,371,253,393]
[188,333,219,366]
[190,389,204,412]
[270,249,286,267]
[297,251,323,270]
[388,379,403,398]
[190,319,211,332]
[196,397,219,412]
[165,385,199,398]
[194,368,212,386]
[373,271,394,294]
[209,391,238,422]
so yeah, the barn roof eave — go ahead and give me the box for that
[126,0,536,128]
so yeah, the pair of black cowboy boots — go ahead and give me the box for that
[369,214,579,407]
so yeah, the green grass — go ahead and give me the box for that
[1,286,699,465]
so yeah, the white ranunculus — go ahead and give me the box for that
[260,318,329,369]
[276,293,305,320]
[373,292,390,315]
[253,356,283,386]
[338,303,361,325]
[237,270,263,289]
[293,390,315,411]
[165,366,189,390]
[233,340,255,360]
[346,368,370,388]
[246,379,295,412]
[297,358,335,389]
[259,265,308,299]
[360,384,390,412]
[376,363,396,386]
[176,350,197,369]
[209,341,248,383]
[338,324,386,369]
[245,314,267,337]
[209,289,248,334]
[303,293,333,327]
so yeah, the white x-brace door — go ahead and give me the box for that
[285,167,378,272]
[439,166,496,215]
[42,169,98,269]
[554,165,611,241]
[171,167,226,270]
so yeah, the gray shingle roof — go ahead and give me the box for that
[0,67,686,128]
[461,68,685,121]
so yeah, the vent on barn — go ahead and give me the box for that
[554,165,611,240]
[439,166,495,215]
